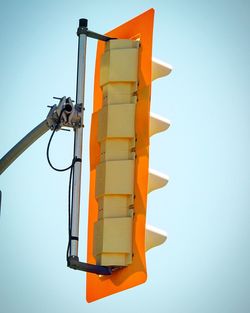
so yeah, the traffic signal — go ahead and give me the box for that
[86,8,172,302]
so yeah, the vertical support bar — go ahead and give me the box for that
[70,19,88,257]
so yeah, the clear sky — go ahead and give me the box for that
[0,0,250,312]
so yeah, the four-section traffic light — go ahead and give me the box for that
[86,8,172,302]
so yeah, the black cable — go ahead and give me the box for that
[46,109,74,172]
[46,129,74,172]
[67,163,74,260]
[66,157,79,261]
[46,108,81,263]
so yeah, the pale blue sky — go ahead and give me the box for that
[1,0,250,312]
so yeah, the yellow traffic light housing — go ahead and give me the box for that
[86,8,172,302]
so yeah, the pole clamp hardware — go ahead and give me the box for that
[46,96,82,130]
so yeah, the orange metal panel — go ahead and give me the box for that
[86,8,154,302]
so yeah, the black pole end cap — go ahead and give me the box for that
[79,18,88,28]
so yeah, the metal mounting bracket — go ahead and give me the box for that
[77,18,116,41]
[67,256,113,275]
[46,96,82,130]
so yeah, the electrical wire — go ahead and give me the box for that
[46,109,75,172]
[67,163,74,260]
[46,108,80,263]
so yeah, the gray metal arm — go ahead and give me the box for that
[0,95,79,175]
[0,119,50,175]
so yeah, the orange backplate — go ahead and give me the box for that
[86,8,154,302]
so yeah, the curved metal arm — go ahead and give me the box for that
[0,119,50,175]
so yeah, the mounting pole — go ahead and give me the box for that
[70,18,88,258]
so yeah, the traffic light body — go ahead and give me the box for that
[86,8,171,302]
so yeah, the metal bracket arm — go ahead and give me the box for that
[77,18,116,41]
[67,256,112,275]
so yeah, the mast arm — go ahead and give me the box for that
[0,119,49,175]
